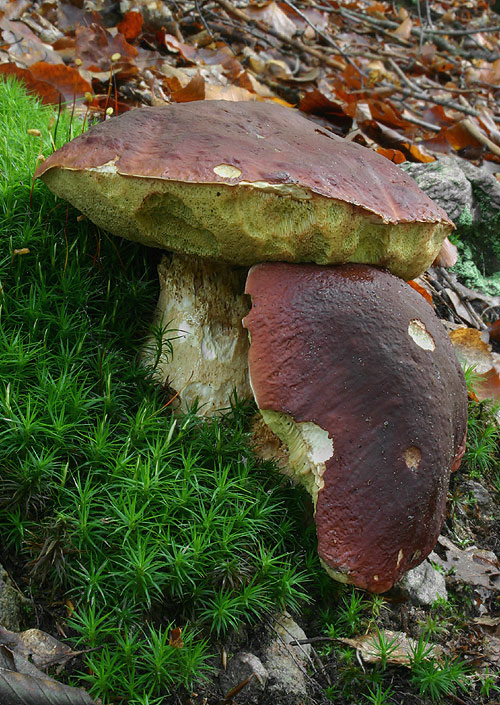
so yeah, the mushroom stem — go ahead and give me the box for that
[142,253,251,415]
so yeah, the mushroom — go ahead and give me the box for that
[34,100,468,591]
[243,262,468,593]
[35,100,453,413]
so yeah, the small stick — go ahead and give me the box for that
[213,0,345,70]
[388,57,422,93]
[194,0,217,42]
[281,0,365,76]
[460,117,500,158]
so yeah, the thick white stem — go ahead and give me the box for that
[143,254,252,415]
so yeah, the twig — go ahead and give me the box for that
[339,8,413,47]
[424,24,500,36]
[194,0,217,41]
[396,108,441,132]
[281,0,364,76]
[337,6,463,57]
[439,268,488,331]
[213,0,345,70]
[460,117,500,158]
[391,85,500,123]
[289,636,336,646]
[388,58,422,93]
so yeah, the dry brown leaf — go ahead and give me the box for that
[28,62,92,103]
[0,15,63,66]
[392,17,413,39]
[171,72,205,102]
[117,11,143,41]
[432,536,500,589]
[448,327,500,402]
[339,630,441,666]
[0,626,73,668]
[0,63,61,104]
[375,147,405,163]
[205,84,258,101]
[246,2,297,39]
[407,280,434,307]
[75,23,138,72]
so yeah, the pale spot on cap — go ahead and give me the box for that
[408,319,435,351]
[213,164,242,179]
[405,446,422,471]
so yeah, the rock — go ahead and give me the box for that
[458,480,498,527]
[398,558,447,606]
[219,652,268,705]
[259,613,311,704]
[0,565,25,631]
[400,158,474,225]
[400,157,500,294]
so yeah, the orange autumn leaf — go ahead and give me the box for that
[117,11,144,41]
[169,627,184,648]
[376,147,407,164]
[407,143,435,163]
[365,2,387,14]
[0,64,61,104]
[441,122,484,151]
[488,320,500,344]
[407,280,434,307]
[171,73,205,102]
[29,62,92,103]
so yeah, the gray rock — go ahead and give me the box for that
[400,158,474,225]
[451,480,498,531]
[400,156,500,293]
[0,565,24,631]
[399,558,447,606]
[259,613,311,704]
[400,156,500,228]
[219,652,268,705]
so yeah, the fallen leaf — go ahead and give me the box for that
[432,536,500,589]
[0,626,73,668]
[75,23,138,72]
[171,72,205,102]
[392,17,413,39]
[117,11,144,41]
[246,2,297,39]
[376,147,407,163]
[448,327,500,402]
[28,62,92,103]
[0,15,63,66]
[407,280,434,306]
[169,626,184,648]
[0,63,61,104]
[339,630,441,666]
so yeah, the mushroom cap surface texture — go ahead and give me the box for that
[243,262,468,593]
[36,101,452,280]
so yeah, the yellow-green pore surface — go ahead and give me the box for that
[42,168,448,280]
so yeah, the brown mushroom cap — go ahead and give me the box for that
[36,101,452,280]
[243,262,467,593]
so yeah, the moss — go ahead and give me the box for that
[452,187,500,295]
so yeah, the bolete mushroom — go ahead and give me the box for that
[35,100,467,591]
[35,100,453,413]
[243,262,468,593]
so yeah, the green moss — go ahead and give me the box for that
[452,187,500,294]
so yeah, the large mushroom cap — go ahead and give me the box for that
[244,262,468,593]
[36,101,452,280]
